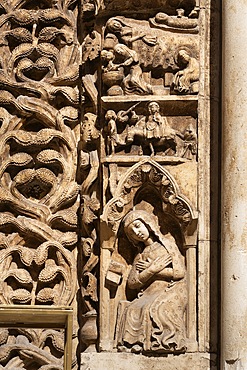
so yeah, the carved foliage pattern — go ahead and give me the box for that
[103,160,194,232]
[0,0,79,367]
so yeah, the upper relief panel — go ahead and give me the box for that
[82,0,199,20]
[101,15,199,98]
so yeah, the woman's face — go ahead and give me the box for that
[148,102,159,114]
[109,19,122,32]
[126,219,150,242]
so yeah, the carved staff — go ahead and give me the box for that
[117,101,142,122]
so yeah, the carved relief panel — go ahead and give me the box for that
[94,2,201,355]
[0,0,216,368]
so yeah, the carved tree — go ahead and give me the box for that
[0,0,80,367]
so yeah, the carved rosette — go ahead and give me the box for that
[0,0,79,367]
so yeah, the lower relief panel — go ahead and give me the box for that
[99,160,198,357]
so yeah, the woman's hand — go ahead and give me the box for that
[136,260,151,272]
[149,254,172,274]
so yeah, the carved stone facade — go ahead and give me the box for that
[0,0,219,369]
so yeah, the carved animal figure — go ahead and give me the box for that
[126,102,177,156]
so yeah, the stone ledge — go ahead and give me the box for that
[80,352,217,370]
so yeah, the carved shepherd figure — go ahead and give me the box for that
[116,210,187,354]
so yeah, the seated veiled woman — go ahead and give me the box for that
[116,210,187,354]
[172,49,199,94]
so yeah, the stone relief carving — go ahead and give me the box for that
[103,101,197,158]
[171,49,199,94]
[82,31,101,114]
[125,101,177,156]
[83,3,199,356]
[100,160,197,353]
[115,210,187,354]
[0,0,202,364]
[0,328,68,369]
[150,9,199,33]
[0,0,79,367]
[79,111,100,352]
[102,160,195,233]
[101,16,199,96]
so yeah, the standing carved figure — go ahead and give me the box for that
[105,110,118,155]
[116,210,187,354]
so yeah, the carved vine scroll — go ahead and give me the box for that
[0,0,80,367]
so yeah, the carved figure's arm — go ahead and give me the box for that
[158,239,186,280]
[128,253,172,289]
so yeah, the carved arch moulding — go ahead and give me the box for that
[0,0,219,369]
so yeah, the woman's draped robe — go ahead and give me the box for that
[116,237,187,352]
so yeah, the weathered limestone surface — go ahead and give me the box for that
[81,352,217,370]
[222,1,247,369]
[0,0,219,368]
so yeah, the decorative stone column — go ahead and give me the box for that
[222,1,247,368]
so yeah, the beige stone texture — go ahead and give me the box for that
[0,0,221,368]
[81,352,217,370]
[222,0,247,369]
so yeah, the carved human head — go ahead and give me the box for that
[125,218,150,243]
[101,49,114,62]
[148,101,160,114]
[106,18,123,32]
[114,43,129,56]
[82,238,93,258]
[178,49,190,64]
[105,110,117,121]
[123,210,161,246]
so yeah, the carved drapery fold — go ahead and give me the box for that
[0,0,215,367]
